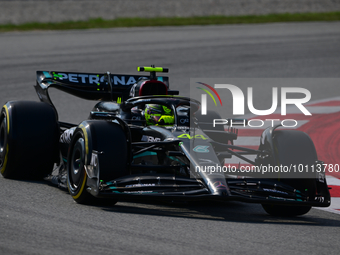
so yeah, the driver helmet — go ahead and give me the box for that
[145,104,174,126]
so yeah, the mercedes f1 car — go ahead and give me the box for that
[0,66,330,216]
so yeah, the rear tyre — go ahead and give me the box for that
[67,120,129,204]
[262,130,316,216]
[0,101,59,179]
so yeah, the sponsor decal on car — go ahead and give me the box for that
[213,181,227,189]
[315,196,325,202]
[193,146,209,153]
[52,72,139,86]
[179,118,189,124]
[59,127,76,143]
[177,134,208,140]
[123,191,154,194]
[141,135,161,142]
[125,183,156,188]
[262,188,288,195]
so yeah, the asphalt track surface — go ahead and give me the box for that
[1,22,340,254]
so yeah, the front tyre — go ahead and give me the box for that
[262,204,311,216]
[67,135,92,204]
[262,130,316,216]
[67,120,129,204]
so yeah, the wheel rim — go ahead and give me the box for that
[68,137,85,192]
[0,114,7,168]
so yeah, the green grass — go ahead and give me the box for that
[1,12,340,32]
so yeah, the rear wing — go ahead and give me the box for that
[35,71,169,106]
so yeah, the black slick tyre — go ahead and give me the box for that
[262,204,311,216]
[262,130,316,216]
[0,101,59,179]
[67,120,129,204]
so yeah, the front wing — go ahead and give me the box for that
[85,173,330,207]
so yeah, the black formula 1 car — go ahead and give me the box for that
[0,66,331,216]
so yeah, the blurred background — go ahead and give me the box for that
[1,0,340,24]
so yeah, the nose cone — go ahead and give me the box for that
[207,175,230,196]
